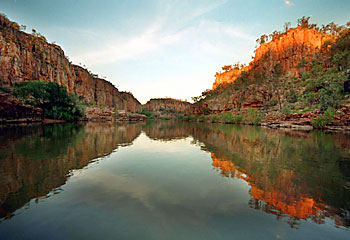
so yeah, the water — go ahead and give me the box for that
[0,121,349,239]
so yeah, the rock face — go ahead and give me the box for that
[212,27,334,89]
[0,16,141,112]
[0,92,43,123]
[143,98,191,113]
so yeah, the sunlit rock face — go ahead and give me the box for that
[0,17,141,112]
[143,98,191,114]
[212,27,335,89]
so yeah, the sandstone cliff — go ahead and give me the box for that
[0,15,141,113]
[143,98,191,114]
[212,27,335,89]
[0,92,43,123]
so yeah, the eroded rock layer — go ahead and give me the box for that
[0,16,141,112]
[212,27,334,89]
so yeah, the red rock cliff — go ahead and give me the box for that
[0,16,141,112]
[212,27,335,89]
[144,98,191,113]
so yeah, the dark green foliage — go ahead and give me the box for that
[297,59,308,68]
[287,89,298,103]
[312,108,335,128]
[13,81,84,120]
[244,108,261,125]
[318,83,343,111]
[184,114,196,121]
[281,104,291,115]
[220,112,243,123]
[0,80,11,93]
[211,114,220,122]
[141,110,156,119]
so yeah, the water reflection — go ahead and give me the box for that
[0,120,349,230]
[144,121,350,228]
[0,122,143,219]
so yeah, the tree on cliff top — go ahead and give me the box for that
[13,81,85,120]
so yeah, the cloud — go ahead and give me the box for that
[70,0,249,67]
[284,0,294,7]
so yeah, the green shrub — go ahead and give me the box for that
[253,115,262,125]
[211,114,220,122]
[318,83,342,111]
[281,104,291,115]
[184,114,196,121]
[287,89,298,103]
[312,108,335,128]
[232,115,243,123]
[199,115,207,122]
[245,109,262,125]
[13,81,84,120]
[0,80,11,93]
[141,110,156,119]
[221,112,234,123]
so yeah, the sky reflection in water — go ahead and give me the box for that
[0,121,349,239]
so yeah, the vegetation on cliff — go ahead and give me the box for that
[13,81,85,120]
[191,17,350,129]
[0,13,141,116]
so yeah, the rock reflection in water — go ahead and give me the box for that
[143,121,350,229]
[0,120,349,230]
[0,122,143,219]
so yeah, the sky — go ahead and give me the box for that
[1,0,350,103]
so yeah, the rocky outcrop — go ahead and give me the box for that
[143,98,191,113]
[0,15,141,112]
[0,92,43,123]
[212,27,335,89]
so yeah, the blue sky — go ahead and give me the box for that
[1,0,350,103]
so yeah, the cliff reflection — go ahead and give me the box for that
[1,121,350,229]
[0,122,143,219]
[143,121,350,228]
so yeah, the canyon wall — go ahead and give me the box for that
[0,16,141,112]
[143,98,191,113]
[212,27,335,89]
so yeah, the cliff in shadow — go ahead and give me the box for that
[0,15,141,113]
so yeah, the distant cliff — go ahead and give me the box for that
[144,98,191,114]
[212,27,335,89]
[0,15,141,112]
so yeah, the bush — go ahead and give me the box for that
[253,115,262,125]
[221,112,234,123]
[232,115,243,123]
[318,83,342,111]
[184,114,196,121]
[199,115,207,122]
[0,80,11,93]
[141,110,156,119]
[281,104,291,115]
[13,81,84,120]
[312,108,335,128]
[287,89,298,103]
[245,108,262,125]
[211,114,221,122]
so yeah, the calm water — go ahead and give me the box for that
[0,121,349,239]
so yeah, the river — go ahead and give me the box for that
[0,121,349,239]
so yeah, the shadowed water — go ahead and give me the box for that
[0,121,349,239]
